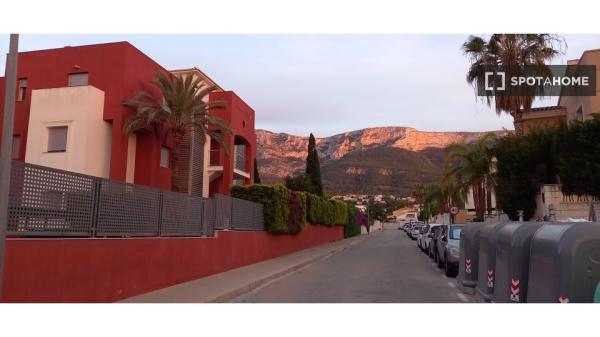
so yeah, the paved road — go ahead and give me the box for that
[234,223,475,303]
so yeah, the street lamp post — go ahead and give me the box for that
[0,34,19,301]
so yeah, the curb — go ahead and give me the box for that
[210,235,371,303]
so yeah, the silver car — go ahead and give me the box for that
[422,224,442,254]
[435,224,464,277]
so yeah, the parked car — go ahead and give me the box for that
[428,225,443,259]
[423,224,442,254]
[417,225,430,250]
[435,224,464,277]
[410,224,424,240]
[443,224,464,277]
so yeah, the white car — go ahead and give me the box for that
[422,224,442,253]
[410,223,424,240]
[417,224,430,250]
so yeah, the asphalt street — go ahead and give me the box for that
[233,223,476,303]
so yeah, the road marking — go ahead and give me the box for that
[448,281,456,289]
[456,293,469,302]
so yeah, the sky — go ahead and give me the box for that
[1,34,599,137]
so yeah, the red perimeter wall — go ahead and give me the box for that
[1,224,344,303]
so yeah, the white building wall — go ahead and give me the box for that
[25,86,112,178]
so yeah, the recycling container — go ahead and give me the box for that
[457,222,485,294]
[475,221,511,302]
[494,222,547,303]
[528,222,600,303]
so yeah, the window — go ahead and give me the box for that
[47,126,68,152]
[160,147,170,168]
[17,78,27,101]
[68,73,89,87]
[12,135,21,159]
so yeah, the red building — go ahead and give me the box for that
[0,42,255,196]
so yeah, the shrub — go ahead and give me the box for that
[344,202,361,238]
[306,193,322,224]
[493,128,560,221]
[287,191,307,234]
[231,184,289,233]
[332,199,349,225]
[556,117,600,197]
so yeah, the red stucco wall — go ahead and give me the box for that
[1,224,344,303]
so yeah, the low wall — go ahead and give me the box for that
[1,223,344,303]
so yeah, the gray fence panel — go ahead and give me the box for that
[95,180,161,237]
[203,198,216,236]
[214,194,232,230]
[7,160,95,236]
[231,197,264,231]
[161,191,204,236]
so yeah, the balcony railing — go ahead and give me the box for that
[234,151,249,172]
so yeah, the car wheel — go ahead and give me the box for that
[444,257,454,277]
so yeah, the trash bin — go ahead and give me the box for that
[494,222,547,303]
[528,222,600,303]
[457,222,486,294]
[475,221,510,302]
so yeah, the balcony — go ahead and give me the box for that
[233,145,250,179]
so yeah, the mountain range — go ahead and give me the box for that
[256,127,505,196]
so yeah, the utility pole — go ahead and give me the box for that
[0,34,19,301]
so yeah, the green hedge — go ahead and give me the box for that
[287,191,307,234]
[231,184,289,233]
[232,184,355,234]
[344,201,360,238]
[332,199,349,225]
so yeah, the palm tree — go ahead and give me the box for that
[444,133,497,220]
[462,34,565,135]
[123,72,231,193]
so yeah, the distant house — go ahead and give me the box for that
[0,42,256,197]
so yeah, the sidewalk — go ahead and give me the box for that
[120,233,372,303]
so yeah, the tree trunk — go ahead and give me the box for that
[171,133,183,193]
[479,183,486,219]
[512,110,524,136]
[486,185,492,215]
[473,182,485,219]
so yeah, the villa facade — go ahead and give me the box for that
[0,42,255,197]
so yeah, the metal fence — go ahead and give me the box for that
[214,193,264,231]
[6,160,264,238]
